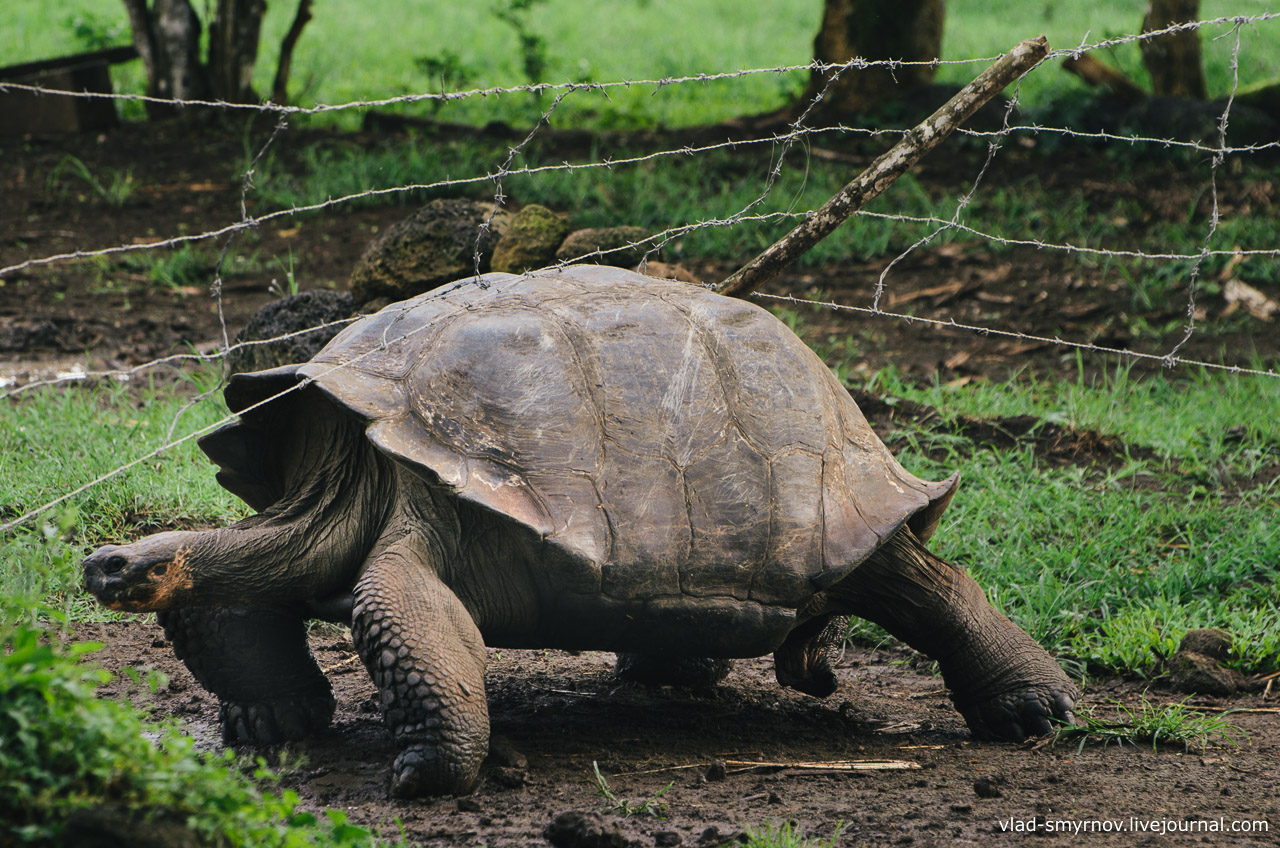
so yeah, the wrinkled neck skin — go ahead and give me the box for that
[199,411,398,607]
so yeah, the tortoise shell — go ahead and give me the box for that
[207,265,957,609]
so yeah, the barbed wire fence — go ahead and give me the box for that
[2,14,1279,534]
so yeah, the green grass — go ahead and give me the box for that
[1051,696,1248,753]
[0,373,244,616]
[835,358,1280,678]
[862,359,1280,471]
[742,821,843,848]
[591,761,673,819]
[0,593,402,846]
[7,1,1280,129]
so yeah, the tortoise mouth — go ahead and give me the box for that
[83,543,195,612]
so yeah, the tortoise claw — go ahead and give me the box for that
[219,694,335,745]
[957,686,1080,742]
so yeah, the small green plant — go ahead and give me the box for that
[591,761,672,819]
[270,249,301,298]
[1052,696,1248,753]
[414,50,476,108]
[0,583,401,846]
[46,155,138,207]
[64,11,128,50]
[492,0,550,86]
[742,821,843,848]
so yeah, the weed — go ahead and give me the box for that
[63,10,129,51]
[591,761,672,819]
[46,155,138,207]
[1052,696,1248,753]
[0,581,403,846]
[492,0,550,87]
[270,248,301,298]
[742,821,844,848]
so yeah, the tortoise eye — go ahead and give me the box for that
[152,564,168,577]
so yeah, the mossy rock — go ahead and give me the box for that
[555,226,652,268]
[228,290,356,375]
[350,199,510,304]
[491,204,571,274]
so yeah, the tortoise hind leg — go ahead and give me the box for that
[352,535,489,798]
[158,605,335,744]
[773,615,846,698]
[829,527,1079,741]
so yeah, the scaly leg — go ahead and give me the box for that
[832,527,1079,740]
[158,605,334,743]
[352,538,489,797]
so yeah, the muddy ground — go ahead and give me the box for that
[4,121,1279,845]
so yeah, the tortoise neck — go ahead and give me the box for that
[198,414,396,605]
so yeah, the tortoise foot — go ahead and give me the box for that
[391,744,480,798]
[956,684,1079,742]
[219,693,335,744]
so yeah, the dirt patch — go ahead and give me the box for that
[79,619,1280,846]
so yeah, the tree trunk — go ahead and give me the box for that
[1141,0,1207,100]
[803,0,945,115]
[122,0,208,117]
[208,0,267,102]
[120,0,269,116]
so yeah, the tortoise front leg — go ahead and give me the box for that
[158,605,335,743]
[833,527,1079,741]
[352,538,489,797]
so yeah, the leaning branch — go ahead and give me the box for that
[272,0,314,105]
[716,35,1050,299]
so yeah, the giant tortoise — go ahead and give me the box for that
[83,265,1079,797]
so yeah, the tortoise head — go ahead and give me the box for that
[83,531,202,612]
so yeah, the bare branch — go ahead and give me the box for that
[716,35,1050,299]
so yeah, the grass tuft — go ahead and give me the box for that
[1052,696,1248,753]
[591,761,672,819]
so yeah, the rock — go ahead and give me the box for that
[544,811,645,848]
[350,199,510,304]
[704,760,727,782]
[1171,629,1247,697]
[556,226,652,268]
[654,831,682,847]
[1178,628,1232,661]
[973,775,1004,799]
[227,290,355,375]
[491,204,571,273]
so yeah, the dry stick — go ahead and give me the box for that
[716,35,1050,299]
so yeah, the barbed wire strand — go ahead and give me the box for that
[1,13,1272,117]
[753,291,1280,380]
[871,68,1030,312]
[164,113,293,442]
[1162,20,1243,365]
[472,90,572,279]
[639,41,856,266]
